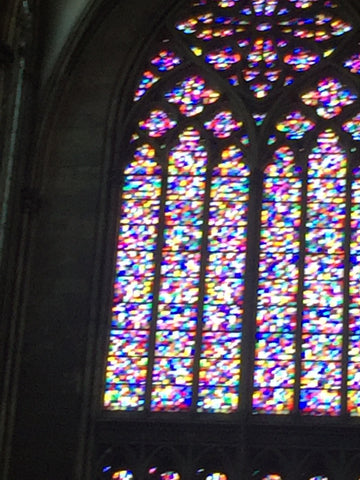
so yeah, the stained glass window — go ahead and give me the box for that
[104,0,360,416]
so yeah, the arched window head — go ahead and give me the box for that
[104,0,360,416]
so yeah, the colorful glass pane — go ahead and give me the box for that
[165,76,220,116]
[252,0,278,16]
[278,14,351,41]
[300,130,346,415]
[161,472,180,480]
[198,151,249,413]
[206,47,241,70]
[344,53,360,74]
[243,38,279,98]
[152,128,206,411]
[343,113,360,141]
[204,111,243,138]
[104,153,162,411]
[205,473,227,480]
[348,168,360,415]
[149,469,181,480]
[134,71,160,101]
[254,146,300,413]
[289,0,318,7]
[139,110,177,137]
[253,113,267,126]
[276,111,315,140]
[151,50,182,71]
[301,78,357,119]
[112,471,134,480]
[284,48,320,71]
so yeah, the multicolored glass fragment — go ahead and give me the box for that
[255,130,352,415]
[243,38,279,98]
[254,146,300,413]
[149,469,181,480]
[198,146,249,412]
[343,113,360,141]
[301,130,347,415]
[151,128,207,411]
[112,471,134,480]
[151,50,182,72]
[104,147,161,411]
[344,53,360,74]
[284,48,320,71]
[301,78,356,119]
[134,49,183,101]
[134,71,160,101]
[348,167,360,415]
[205,473,227,480]
[106,118,249,412]
[276,111,315,140]
[253,0,278,16]
[278,13,351,41]
[261,475,282,480]
[139,110,177,137]
[165,76,220,117]
[204,111,243,138]
[206,47,241,70]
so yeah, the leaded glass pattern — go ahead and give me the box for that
[255,126,360,414]
[300,130,346,415]
[105,62,249,411]
[151,128,206,411]
[348,166,360,415]
[254,146,300,413]
[105,0,360,416]
[198,149,249,412]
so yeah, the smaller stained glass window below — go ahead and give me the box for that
[261,475,282,480]
[112,470,134,480]
[149,468,181,480]
[205,473,227,480]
